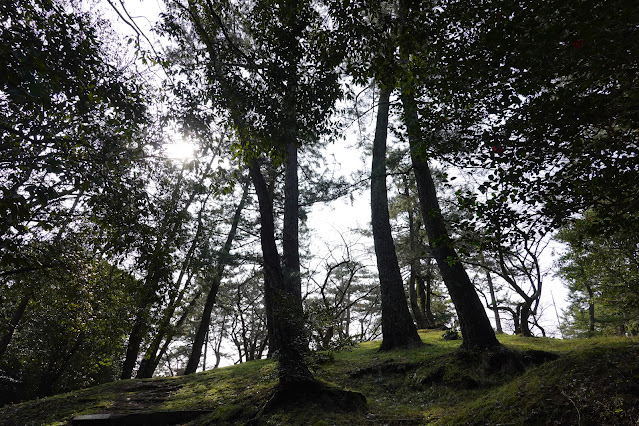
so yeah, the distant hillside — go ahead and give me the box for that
[1,331,638,425]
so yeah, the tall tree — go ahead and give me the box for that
[395,0,500,349]
[0,0,153,385]
[326,0,423,350]
[326,0,499,349]
[401,92,500,349]
[160,0,349,390]
[184,180,249,375]
[249,158,313,383]
[370,88,421,349]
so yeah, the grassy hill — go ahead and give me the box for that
[1,331,638,425]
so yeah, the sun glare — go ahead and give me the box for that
[165,140,196,161]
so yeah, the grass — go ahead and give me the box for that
[1,331,638,425]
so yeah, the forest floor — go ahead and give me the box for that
[1,331,638,425]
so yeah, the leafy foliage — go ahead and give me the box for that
[415,0,638,227]
[557,211,639,337]
[0,236,138,404]
[0,0,148,268]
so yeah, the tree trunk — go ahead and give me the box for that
[277,142,313,384]
[138,196,211,378]
[121,169,192,380]
[484,262,503,333]
[184,182,249,375]
[419,272,437,327]
[405,179,430,330]
[249,157,313,384]
[149,288,201,375]
[409,269,429,329]
[416,266,428,319]
[282,142,302,301]
[121,264,168,379]
[513,305,522,335]
[401,92,500,350]
[520,300,534,337]
[249,161,277,356]
[371,88,421,350]
[586,283,595,335]
[0,293,30,358]
[121,309,149,379]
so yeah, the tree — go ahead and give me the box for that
[226,273,269,364]
[0,0,154,386]
[305,233,379,351]
[0,234,138,404]
[370,88,421,349]
[184,179,249,374]
[160,1,367,406]
[389,173,455,330]
[326,0,422,351]
[404,130,500,348]
[396,15,500,349]
[0,0,147,304]
[415,0,638,233]
[119,158,211,380]
[557,211,639,337]
[0,0,147,271]
[391,0,637,341]
[325,0,500,349]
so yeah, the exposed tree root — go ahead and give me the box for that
[249,380,367,424]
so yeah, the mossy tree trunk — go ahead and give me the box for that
[250,157,313,385]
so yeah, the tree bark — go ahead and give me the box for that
[249,158,313,384]
[0,293,30,358]
[248,161,278,356]
[277,142,313,383]
[184,182,249,375]
[480,252,503,333]
[121,307,149,380]
[406,186,429,330]
[586,283,595,335]
[520,300,534,337]
[283,142,302,301]
[513,304,522,335]
[401,92,500,350]
[371,88,421,350]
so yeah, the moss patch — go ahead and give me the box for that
[1,332,637,425]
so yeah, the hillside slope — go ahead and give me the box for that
[1,331,638,425]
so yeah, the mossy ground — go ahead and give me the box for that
[1,331,638,425]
